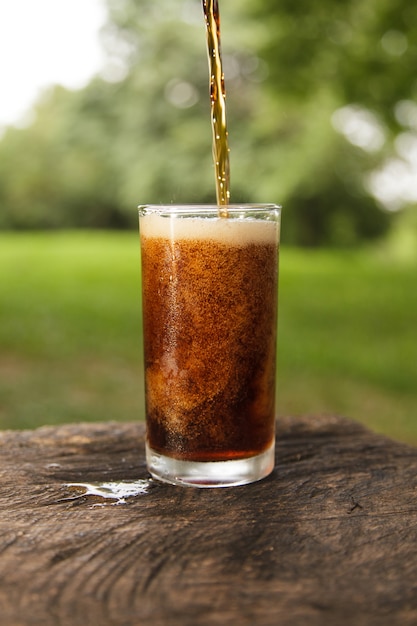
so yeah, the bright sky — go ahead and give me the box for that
[0,0,106,128]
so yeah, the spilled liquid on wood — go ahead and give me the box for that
[66,480,153,505]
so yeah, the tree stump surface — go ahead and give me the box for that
[0,415,416,626]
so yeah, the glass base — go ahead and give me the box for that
[146,442,275,488]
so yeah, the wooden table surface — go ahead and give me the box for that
[0,415,416,626]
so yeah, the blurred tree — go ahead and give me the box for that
[0,0,415,244]
[0,85,126,229]
[239,0,417,243]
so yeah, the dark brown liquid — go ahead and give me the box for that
[202,0,230,212]
[141,226,278,462]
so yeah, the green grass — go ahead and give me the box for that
[0,231,416,444]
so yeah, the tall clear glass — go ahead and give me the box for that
[138,204,281,487]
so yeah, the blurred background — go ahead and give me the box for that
[0,0,416,443]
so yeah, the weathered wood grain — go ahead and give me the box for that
[0,416,416,626]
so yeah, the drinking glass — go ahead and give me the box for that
[138,204,281,487]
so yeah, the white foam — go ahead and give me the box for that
[139,214,279,245]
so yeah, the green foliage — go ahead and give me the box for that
[0,0,416,243]
[0,85,127,229]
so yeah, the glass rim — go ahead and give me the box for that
[138,203,281,217]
